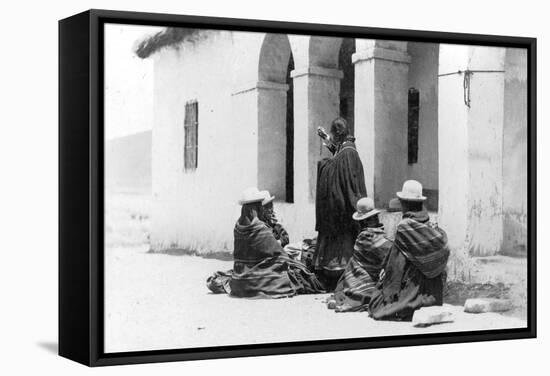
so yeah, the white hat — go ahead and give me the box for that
[259,190,275,205]
[352,197,381,221]
[238,187,265,205]
[396,180,427,202]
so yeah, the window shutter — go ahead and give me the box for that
[184,100,198,171]
[191,101,198,169]
[408,88,419,165]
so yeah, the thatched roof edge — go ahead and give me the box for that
[134,28,200,59]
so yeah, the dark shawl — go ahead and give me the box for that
[333,226,393,311]
[232,217,283,265]
[368,211,450,321]
[315,141,367,234]
[207,218,324,298]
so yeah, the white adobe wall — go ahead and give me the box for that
[151,30,261,253]
[150,30,318,253]
[502,48,528,256]
[438,44,506,263]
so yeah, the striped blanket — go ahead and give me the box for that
[229,255,325,298]
[207,218,324,298]
[332,226,392,311]
[394,211,450,279]
[368,211,450,321]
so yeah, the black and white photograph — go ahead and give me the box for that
[103,22,530,353]
[3,0,549,374]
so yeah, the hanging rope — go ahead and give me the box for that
[463,70,473,107]
[438,69,504,108]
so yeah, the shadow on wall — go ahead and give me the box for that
[501,213,527,257]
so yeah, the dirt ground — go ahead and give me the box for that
[104,245,527,353]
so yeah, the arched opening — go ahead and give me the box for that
[309,37,342,69]
[257,34,294,202]
[338,38,356,134]
[297,36,345,198]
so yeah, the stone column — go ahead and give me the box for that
[353,40,411,207]
[438,45,506,257]
[256,81,290,201]
[290,66,343,203]
[231,80,290,200]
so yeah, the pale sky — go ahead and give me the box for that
[104,24,164,140]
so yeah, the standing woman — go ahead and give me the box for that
[314,117,367,290]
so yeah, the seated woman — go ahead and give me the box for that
[207,187,324,298]
[259,190,289,248]
[329,197,392,312]
[368,180,450,321]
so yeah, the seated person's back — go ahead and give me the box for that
[369,180,450,321]
[330,197,392,312]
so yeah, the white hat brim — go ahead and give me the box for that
[262,195,275,205]
[396,192,427,201]
[238,198,264,205]
[352,208,381,221]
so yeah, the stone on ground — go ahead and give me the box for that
[464,298,512,313]
[412,306,454,327]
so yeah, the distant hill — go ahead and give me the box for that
[105,130,152,194]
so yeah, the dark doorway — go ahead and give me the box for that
[285,54,294,203]
[339,38,355,135]
[408,87,420,165]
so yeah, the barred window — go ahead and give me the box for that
[408,88,419,165]
[184,100,198,171]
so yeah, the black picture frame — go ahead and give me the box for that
[59,9,537,367]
